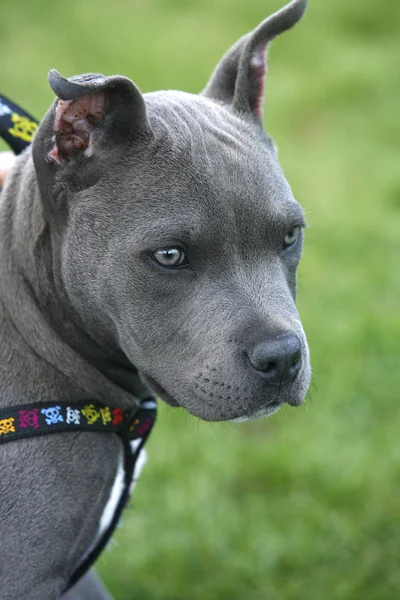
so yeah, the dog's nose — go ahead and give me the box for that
[247,333,302,385]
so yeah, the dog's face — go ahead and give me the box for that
[33,0,311,421]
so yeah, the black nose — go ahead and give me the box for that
[247,333,302,386]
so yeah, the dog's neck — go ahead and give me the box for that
[0,150,148,408]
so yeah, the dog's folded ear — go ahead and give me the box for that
[202,0,307,122]
[33,70,151,192]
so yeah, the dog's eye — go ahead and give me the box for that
[283,227,300,249]
[151,248,188,268]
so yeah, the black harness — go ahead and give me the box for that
[0,93,39,154]
[0,94,157,592]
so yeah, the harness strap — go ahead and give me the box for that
[0,398,157,592]
[0,93,39,154]
[67,398,156,591]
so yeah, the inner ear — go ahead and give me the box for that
[244,40,270,121]
[44,70,151,167]
[49,92,106,163]
[202,0,308,122]
[32,70,152,196]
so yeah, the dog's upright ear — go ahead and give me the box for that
[202,0,307,122]
[33,70,151,194]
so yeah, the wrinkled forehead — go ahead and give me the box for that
[144,91,299,223]
[145,90,272,176]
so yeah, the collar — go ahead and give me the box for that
[0,398,157,445]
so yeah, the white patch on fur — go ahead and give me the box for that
[81,436,150,566]
[128,441,148,494]
[98,452,125,537]
[77,399,157,566]
[96,443,148,539]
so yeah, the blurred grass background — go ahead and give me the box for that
[1,0,399,598]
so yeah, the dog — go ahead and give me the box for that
[0,0,310,597]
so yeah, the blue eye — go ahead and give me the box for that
[151,248,188,268]
[283,227,300,248]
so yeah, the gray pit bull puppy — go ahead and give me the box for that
[0,0,311,598]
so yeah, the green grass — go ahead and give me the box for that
[1,0,399,598]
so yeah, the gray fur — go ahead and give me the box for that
[0,1,310,597]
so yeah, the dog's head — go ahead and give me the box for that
[32,0,310,421]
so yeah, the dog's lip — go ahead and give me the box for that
[142,373,180,407]
[141,372,304,421]
[141,373,287,420]
[230,400,282,423]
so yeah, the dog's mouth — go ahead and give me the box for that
[141,372,287,422]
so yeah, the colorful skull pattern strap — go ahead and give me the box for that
[0,399,156,442]
[0,398,157,592]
